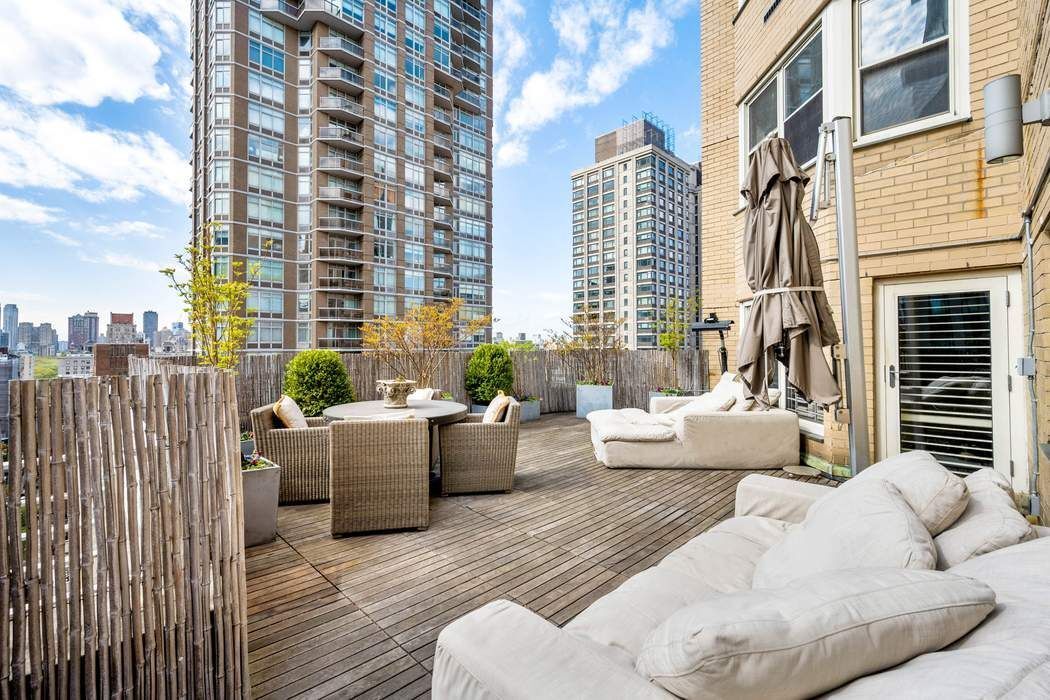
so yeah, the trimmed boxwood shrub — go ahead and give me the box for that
[283,349,355,416]
[465,343,514,404]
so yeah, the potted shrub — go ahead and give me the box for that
[240,430,255,458]
[283,349,355,416]
[241,453,281,547]
[548,312,624,418]
[653,294,700,400]
[516,393,541,422]
[649,386,686,403]
[465,343,515,413]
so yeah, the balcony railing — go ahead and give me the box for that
[318,96,363,117]
[316,245,363,261]
[318,126,362,145]
[261,0,365,36]
[433,133,453,151]
[318,276,364,290]
[318,66,365,89]
[433,83,453,103]
[318,306,364,320]
[434,207,452,224]
[317,217,363,232]
[433,182,452,200]
[318,156,364,175]
[318,186,363,203]
[317,35,365,60]
[433,158,452,175]
[433,233,452,249]
[433,108,452,125]
[318,337,363,349]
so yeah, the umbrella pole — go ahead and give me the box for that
[830,116,872,475]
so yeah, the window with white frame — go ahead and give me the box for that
[857,0,955,136]
[744,29,824,166]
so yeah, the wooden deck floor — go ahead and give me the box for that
[246,414,831,699]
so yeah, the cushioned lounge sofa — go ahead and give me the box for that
[433,452,1049,699]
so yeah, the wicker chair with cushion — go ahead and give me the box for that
[329,418,431,535]
[250,404,330,504]
[439,399,520,495]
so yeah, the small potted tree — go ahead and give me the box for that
[283,349,355,416]
[465,343,515,413]
[549,311,624,418]
[652,295,691,403]
[241,452,281,547]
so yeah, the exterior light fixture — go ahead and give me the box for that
[983,74,1050,164]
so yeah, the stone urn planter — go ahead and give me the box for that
[576,384,613,418]
[519,398,541,422]
[376,378,417,408]
[242,456,281,547]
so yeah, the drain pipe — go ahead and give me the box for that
[1023,151,1050,518]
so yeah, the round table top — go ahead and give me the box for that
[322,399,468,425]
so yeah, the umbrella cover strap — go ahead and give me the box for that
[752,286,825,297]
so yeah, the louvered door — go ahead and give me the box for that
[879,273,1024,485]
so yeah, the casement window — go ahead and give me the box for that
[743,29,824,166]
[856,0,965,137]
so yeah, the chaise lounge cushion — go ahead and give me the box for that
[565,516,790,668]
[753,479,936,589]
[635,568,995,700]
[825,535,1050,699]
[849,450,969,535]
[587,408,677,443]
[933,468,1035,569]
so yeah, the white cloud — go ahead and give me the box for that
[496,0,693,167]
[42,231,82,248]
[494,0,530,117]
[0,193,59,224]
[79,252,163,273]
[0,1,180,107]
[86,220,168,240]
[0,98,190,205]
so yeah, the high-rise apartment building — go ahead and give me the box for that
[1,304,17,347]
[105,313,137,344]
[68,311,100,352]
[142,310,159,347]
[190,0,493,352]
[0,353,19,441]
[570,118,701,349]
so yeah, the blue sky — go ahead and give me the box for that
[0,0,699,340]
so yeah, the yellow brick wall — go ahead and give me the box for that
[701,0,1030,478]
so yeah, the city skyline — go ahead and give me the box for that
[0,1,701,339]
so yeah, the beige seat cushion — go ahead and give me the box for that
[482,392,511,423]
[934,468,1035,569]
[849,451,969,535]
[636,567,995,700]
[826,536,1050,699]
[566,516,789,668]
[753,479,936,589]
[273,395,308,429]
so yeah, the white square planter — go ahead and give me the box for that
[576,384,613,418]
[243,464,281,547]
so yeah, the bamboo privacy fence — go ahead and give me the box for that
[129,349,709,428]
[2,371,249,698]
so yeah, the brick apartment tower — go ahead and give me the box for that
[571,118,701,349]
[190,0,493,351]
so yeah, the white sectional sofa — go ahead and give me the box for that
[433,453,1050,699]
[586,373,800,469]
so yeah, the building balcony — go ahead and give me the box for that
[316,245,363,262]
[433,232,453,250]
[318,276,364,291]
[260,0,365,38]
[433,260,453,274]
[432,287,452,297]
[317,337,363,350]
[456,0,487,28]
[317,217,364,233]
[432,132,454,155]
[318,65,365,93]
[317,126,363,149]
[433,158,453,180]
[317,35,365,65]
[317,156,364,177]
[433,182,452,203]
[433,207,454,228]
[432,83,453,107]
[318,306,364,320]
[458,45,486,72]
[318,186,364,205]
[455,89,485,114]
[432,107,453,131]
[433,63,462,87]
[317,96,363,120]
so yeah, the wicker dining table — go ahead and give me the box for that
[323,399,469,489]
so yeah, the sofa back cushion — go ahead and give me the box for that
[668,391,735,418]
[934,468,1035,569]
[273,395,309,429]
[636,567,994,700]
[752,479,936,589]
[849,451,968,535]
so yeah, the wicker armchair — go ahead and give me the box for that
[439,399,521,495]
[250,404,330,504]
[329,418,431,535]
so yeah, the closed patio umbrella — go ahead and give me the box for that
[737,137,841,408]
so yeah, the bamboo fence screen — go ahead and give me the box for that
[129,349,709,428]
[2,371,249,698]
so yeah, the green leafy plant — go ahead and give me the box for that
[283,349,355,417]
[465,343,514,404]
[242,453,276,471]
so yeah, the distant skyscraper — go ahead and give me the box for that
[2,304,17,345]
[0,353,19,440]
[105,313,137,344]
[68,311,100,352]
[570,117,701,349]
[15,322,32,351]
[190,0,494,352]
[143,310,159,347]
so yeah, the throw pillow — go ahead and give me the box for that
[849,451,969,535]
[273,395,309,429]
[635,567,995,700]
[934,468,1035,568]
[409,388,436,401]
[669,392,736,418]
[482,391,511,423]
[752,479,936,589]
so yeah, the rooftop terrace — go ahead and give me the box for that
[245,414,832,699]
